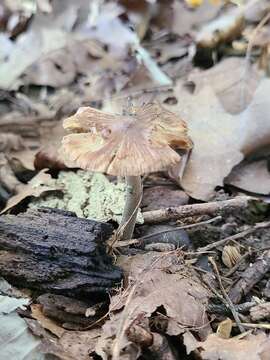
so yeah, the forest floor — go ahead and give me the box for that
[1,0,270,359]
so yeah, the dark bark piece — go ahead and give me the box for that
[250,302,270,321]
[0,207,122,299]
[228,250,270,304]
[37,293,106,327]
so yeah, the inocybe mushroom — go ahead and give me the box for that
[60,103,192,240]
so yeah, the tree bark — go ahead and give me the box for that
[0,207,122,300]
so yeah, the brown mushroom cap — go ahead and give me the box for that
[60,103,192,176]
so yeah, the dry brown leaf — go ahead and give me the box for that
[142,186,189,211]
[188,57,261,114]
[0,169,58,214]
[169,78,270,200]
[0,27,69,89]
[96,252,211,359]
[23,39,115,88]
[226,160,270,195]
[23,47,76,87]
[216,318,233,339]
[31,304,65,338]
[49,330,100,360]
[27,317,101,360]
[222,245,241,268]
[184,331,270,360]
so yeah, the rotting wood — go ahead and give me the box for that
[37,293,106,328]
[143,196,251,224]
[0,207,122,299]
[228,250,270,304]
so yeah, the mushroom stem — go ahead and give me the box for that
[120,176,142,240]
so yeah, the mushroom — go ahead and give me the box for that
[60,103,192,240]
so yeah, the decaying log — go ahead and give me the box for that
[0,207,122,299]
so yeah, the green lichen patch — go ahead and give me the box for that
[30,170,144,224]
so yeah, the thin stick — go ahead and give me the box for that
[224,252,250,277]
[209,258,245,333]
[245,11,270,65]
[233,322,270,330]
[113,216,221,249]
[140,216,222,240]
[198,220,270,253]
[143,197,251,224]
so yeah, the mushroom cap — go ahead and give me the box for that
[60,103,192,176]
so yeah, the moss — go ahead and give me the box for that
[30,170,144,224]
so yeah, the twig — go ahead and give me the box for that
[244,11,270,65]
[143,197,251,224]
[228,250,270,304]
[224,252,250,277]
[209,257,245,333]
[208,301,256,316]
[232,322,270,330]
[198,220,270,253]
[140,216,222,240]
[113,216,222,249]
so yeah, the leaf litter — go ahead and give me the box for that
[1,0,270,359]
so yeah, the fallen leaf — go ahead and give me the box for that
[44,329,101,360]
[244,0,270,23]
[0,294,29,313]
[0,132,24,152]
[188,57,261,114]
[172,1,221,37]
[1,169,57,214]
[31,304,65,338]
[216,318,233,339]
[184,331,270,360]
[226,160,270,195]
[23,39,112,88]
[0,27,69,89]
[96,252,211,359]
[27,317,101,360]
[0,295,45,360]
[142,186,189,211]
[170,78,270,200]
[196,6,244,48]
